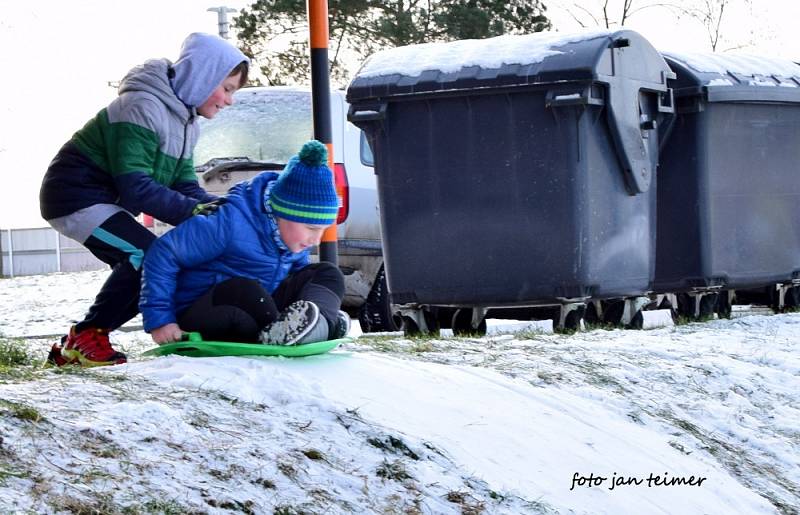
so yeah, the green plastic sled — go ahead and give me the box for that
[142,332,348,358]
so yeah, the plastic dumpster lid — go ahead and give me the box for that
[662,51,800,103]
[347,29,674,196]
[346,28,672,101]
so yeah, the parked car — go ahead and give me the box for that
[144,86,396,331]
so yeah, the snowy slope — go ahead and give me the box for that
[0,270,797,513]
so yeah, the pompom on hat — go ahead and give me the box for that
[268,140,339,225]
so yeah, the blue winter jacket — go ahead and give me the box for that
[139,171,310,332]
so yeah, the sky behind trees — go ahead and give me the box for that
[1,0,797,229]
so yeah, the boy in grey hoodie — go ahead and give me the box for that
[41,33,249,367]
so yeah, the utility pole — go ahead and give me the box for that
[207,6,238,39]
[308,0,338,266]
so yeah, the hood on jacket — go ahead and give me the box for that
[118,59,188,119]
[169,32,249,108]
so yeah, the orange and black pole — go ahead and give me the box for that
[308,0,337,265]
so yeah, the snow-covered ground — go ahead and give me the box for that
[0,270,798,514]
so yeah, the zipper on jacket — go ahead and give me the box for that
[176,113,193,175]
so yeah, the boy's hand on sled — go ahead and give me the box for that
[192,198,226,216]
[152,323,184,344]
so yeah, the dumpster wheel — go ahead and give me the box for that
[451,308,487,337]
[677,292,718,320]
[399,308,440,337]
[786,286,800,310]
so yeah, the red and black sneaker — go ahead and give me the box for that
[46,335,76,367]
[61,327,127,367]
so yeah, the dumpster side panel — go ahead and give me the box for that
[656,101,800,291]
[375,89,589,305]
[371,86,656,306]
[584,107,657,298]
[707,103,800,287]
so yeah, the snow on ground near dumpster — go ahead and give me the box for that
[356,28,612,78]
[0,270,798,513]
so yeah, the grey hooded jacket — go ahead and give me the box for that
[40,33,248,230]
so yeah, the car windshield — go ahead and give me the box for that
[194,89,313,167]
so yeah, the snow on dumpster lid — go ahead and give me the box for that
[347,29,671,101]
[662,51,800,87]
[356,28,612,79]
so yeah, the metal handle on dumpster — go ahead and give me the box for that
[545,87,604,108]
[657,91,678,153]
[348,103,387,123]
[605,81,658,195]
[602,36,677,196]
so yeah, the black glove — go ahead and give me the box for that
[192,197,227,216]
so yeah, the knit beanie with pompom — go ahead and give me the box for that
[267,140,338,225]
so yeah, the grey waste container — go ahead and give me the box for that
[347,29,674,307]
[655,52,800,292]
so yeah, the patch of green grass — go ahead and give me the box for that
[52,495,196,515]
[49,365,90,376]
[76,427,129,460]
[356,337,438,354]
[0,339,41,381]
[0,366,39,382]
[445,490,486,514]
[253,477,276,489]
[0,398,42,422]
[674,314,714,326]
[302,449,325,461]
[583,321,620,332]
[509,329,550,340]
[376,459,413,482]
[408,341,435,352]
[277,460,298,479]
[47,365,130,386]
[47,493,118,514]
[367,435,420,460]
[0,466,29,484]
[204,497,255,513]
[79,467,115,483]
[553,326,580,335]
[188,409,211,428]
[0,339,33,367]
[122,499,189,515]
[668,440,692,455]
[353,334,399,343]
[535,370,565,385]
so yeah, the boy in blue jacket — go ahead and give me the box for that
[42,33,249,366]
[139,140,349,346]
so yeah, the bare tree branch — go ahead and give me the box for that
[571,2,602,27]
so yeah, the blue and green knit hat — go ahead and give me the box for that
[268,140,338,225]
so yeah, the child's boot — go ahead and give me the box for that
[61,326,127,367]
[259,300,329,345]
[330,310,350,339]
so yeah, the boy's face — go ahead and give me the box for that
[277,218,330,253]
[197,71,242,119]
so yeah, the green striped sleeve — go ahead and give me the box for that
[71,109,112,171]
[71,107,190,186]
[175,156,197,183]
[107,121,160,177]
